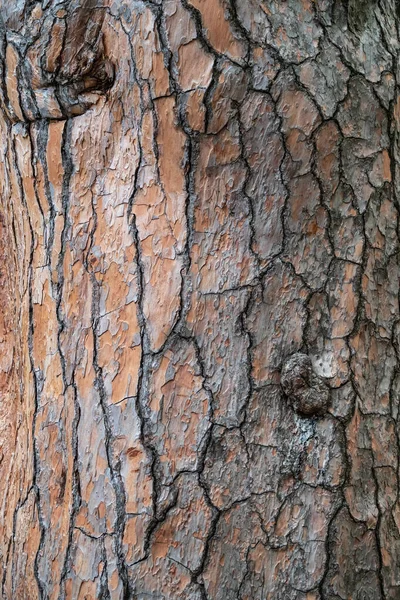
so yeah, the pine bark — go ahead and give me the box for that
[1,1,400,598]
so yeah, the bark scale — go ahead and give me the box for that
[0,0,400,599]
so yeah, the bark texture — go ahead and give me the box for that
[1,0,400,599]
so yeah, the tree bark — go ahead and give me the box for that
[1,0,400,598]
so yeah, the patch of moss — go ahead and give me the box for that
[347,0,377,32]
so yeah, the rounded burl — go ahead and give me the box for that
[280,352,330,416]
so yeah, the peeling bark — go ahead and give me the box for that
[1,1,400,599]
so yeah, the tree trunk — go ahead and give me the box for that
[1,0,400,598]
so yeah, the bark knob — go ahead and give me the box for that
[280,352,330,416]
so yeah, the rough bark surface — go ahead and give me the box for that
[1,1,400,599]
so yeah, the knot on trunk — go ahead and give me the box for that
[3,1,115,121]
[281,353,330,416]
[54,52,115,117]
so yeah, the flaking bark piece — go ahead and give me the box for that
[281,352,330,416]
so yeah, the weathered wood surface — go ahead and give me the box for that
[0,0,400,598]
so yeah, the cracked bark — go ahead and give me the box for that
[1,1,400,599]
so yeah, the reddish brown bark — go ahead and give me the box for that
[1,1,400,599]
